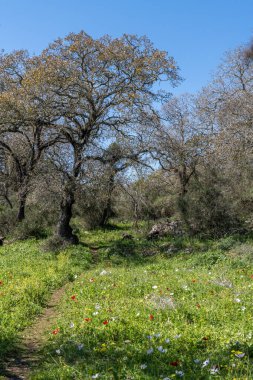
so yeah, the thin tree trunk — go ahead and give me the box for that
[99,174,115,227]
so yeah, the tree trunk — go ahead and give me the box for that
[99,174,115,227]
[17,190,27,222]
[57,182,78,244]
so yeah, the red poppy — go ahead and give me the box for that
[192,279,197,283]
[71,295,77,301]
[103,320,109,325]
[84,318,92,322]
[52,328,60,335]
[170,360,180,366]
[149,314,154,321]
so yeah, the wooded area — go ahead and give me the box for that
[0,32,253,244]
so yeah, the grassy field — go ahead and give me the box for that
[1,224,253,379]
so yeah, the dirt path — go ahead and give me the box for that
[3,284,68,380]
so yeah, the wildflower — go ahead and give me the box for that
[52,328,60,335]
[147,335,152,340]
[157,346,167,353]
[170,360,180,366]
[77,343,84,350]
[89,278,95,282]
[95,304,101,309]
[154,333,161,338]
[210,366,219,374]
[140,364,147,369]
[241,306,246,311]
[235,298,241,303]
[147,348,154,355]
[55,349,61,355]
[194,359,201,364]
[202,359,210,367]
[71,295,77,301]
[91,374,100,379]
[84,318,92,322]
[175,370,184,377]
[136,312,140,316]
[69,322,74,328]
[100,270,108,276]
[149,314,154,321]
[93,311,99,316]
[234,351,245,358]
[196,303,201,309]
[103,320,109,325]
[152,285,158,289]
[165,338,170,343]
[174,334,181,339]
[0,281,3,285]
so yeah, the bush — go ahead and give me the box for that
[41,235,71,253]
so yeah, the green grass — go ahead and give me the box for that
[0,239,91,364]
[1,224,253,379]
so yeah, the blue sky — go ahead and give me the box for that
[0,0,252,95]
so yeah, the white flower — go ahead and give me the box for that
[154,333,161,338]
[175,268,179,272]
[140,364,147,369]
[147,348,154,355]
[55,349,61,355]
[210,366,219,374]
[182,285,188,290]
[235,298,241,303]
[202,359,210,367]
[165,338,170,343]
[170,292,174,296]
[147,335,152,340]
[77,343,84,350]
[157,346,167,353]
[95,304,101,310]
[91,374,100,379]
[136,312,140,316]
[175,370,184,377]
[194,359,201,364]
[235,352,245,358]
[69,322,74,328]
[100,270,108,276]
[174,334,181,339]
[93,311,99,315]
[241,306,246,311]
[74,274,77,279]
[152,285,158,289]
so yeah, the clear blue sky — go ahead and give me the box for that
[0,0,252,95]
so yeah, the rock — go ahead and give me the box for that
[147,221,183,239]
